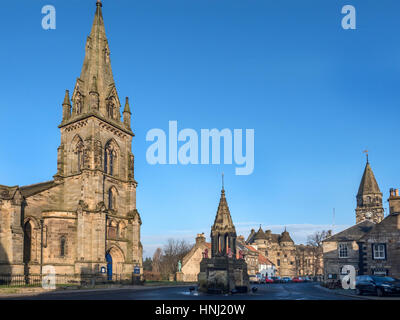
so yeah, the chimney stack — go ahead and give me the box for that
[196,233,206,244]
[388,188,400,215]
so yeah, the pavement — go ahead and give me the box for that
[317,284,400,300]
[0,282,365,300]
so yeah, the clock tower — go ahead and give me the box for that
[355,159,384,224]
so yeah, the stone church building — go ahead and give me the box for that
[0,2,142,280]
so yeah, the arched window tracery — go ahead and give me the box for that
[104,140,119,176]
[71,135,84,174]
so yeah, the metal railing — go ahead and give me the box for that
[0,273,134,288]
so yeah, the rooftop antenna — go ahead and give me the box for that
[332,208,335,233]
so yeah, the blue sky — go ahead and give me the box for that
[1,1,400,257]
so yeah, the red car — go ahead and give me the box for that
[265,278,274,283]
[292,277,304,283]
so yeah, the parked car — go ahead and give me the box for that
[249,275,260,284]
[271,276,281,283]
[265,277,274,284]
[282,277,292,283]
[356,275,400,297]
[292,277,304,283]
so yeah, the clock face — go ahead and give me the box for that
[365,212,372,219]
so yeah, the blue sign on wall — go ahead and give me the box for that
[134,266,140,274]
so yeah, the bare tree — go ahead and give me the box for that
[306,230,331,276]
[152,247,162,273]
[307,230,331,247]
[159,239,193,279]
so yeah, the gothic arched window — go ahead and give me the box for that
[77,149,82,172]
[23,221,32,263]
[60,237,66,257]
[108,188,114,209]
[104,140,119,176]
[104,150,108,173]
[71,135,84,174]
[107,98,116,119]
[109,152,114,176]
[108,187,117,210]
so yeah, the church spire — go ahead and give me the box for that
[357,160,381,197]
[355,158,384,224]
[67,0,122,123]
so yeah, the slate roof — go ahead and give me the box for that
[359,214,400,241]
[20,180,56,198]
[323,220,375,242]
[279,230,294,243]
[253,227,268,240]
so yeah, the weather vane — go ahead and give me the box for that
[363,149,369,163]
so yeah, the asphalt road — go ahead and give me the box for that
[4,282,360,300]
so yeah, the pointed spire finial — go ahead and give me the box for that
[123,97,131,114]
[63,90,71,105]
[222,173,225,191]
[97,0,102,7]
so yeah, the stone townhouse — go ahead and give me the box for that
[323,220,374,280]
[0,1,143,280]
[178,233,211,282]
[296,244,323,277]
[322,159,393,280]
[357,188,400,277]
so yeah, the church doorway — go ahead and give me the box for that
[106,252,112,280]
[106,246,124,281]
